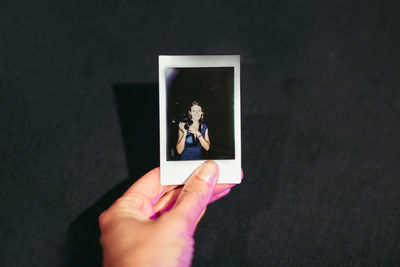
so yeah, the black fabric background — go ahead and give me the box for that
[1,1,399,266]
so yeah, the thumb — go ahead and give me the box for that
[168,160,219,232]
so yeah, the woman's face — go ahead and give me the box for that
[190,105,203,121]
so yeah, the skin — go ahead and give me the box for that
[176,104,210,154]
[99,161,242,267]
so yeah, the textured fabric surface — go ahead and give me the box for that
[1,1,399,266]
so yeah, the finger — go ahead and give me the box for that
[152,186,183,218]
[209,188,231,203]
[214,183,235,194]
[196,208,207,225]
[194,189,231,226]
[168,161,219,231]
[153,167,242,219]
[122,168,177,204]
[152,183,233,218]
[105,168,174,219]
[153,170,241,215]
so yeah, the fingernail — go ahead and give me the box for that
[198,161,218,184]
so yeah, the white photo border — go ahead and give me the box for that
[159,55,241,185]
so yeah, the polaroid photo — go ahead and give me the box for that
[159,55,241,185]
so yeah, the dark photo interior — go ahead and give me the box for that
[166,67,235,160]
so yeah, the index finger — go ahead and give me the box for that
[122,167,177,205]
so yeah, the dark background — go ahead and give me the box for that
[1,1,399,266]
[166,67,235,160]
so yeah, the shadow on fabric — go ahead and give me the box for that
[63,83,159,266]
[192,113,289,266]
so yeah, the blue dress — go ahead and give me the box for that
[180,123,208,160]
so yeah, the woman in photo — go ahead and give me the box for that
[176,101,210,160]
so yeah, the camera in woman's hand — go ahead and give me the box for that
[182,118,193,130]
[173,115,192,132]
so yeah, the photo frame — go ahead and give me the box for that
[159,55,241,185]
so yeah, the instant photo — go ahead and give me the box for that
[159,55,241,185]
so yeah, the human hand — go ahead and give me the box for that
[178,122,187,133]
[188,125,200,136]
[99,161,238,267]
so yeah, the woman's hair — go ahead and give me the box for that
[190,101,201,109]
[189,101,205,122]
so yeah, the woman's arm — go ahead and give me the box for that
[176,123,187,154]
[197,128,210,151]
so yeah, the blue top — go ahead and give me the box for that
[180,123,208,160]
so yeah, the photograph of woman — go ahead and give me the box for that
[161,58,239,185]
[176,101,210,160]
[165,66,235,162]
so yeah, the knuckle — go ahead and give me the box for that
[148,167,160,177]
[112,198,126,209]
[98,210,109,227]
[182,182,208,198]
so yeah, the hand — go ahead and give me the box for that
[179,122,187,133]
[188,125,200,136]
[99,161,239,267]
